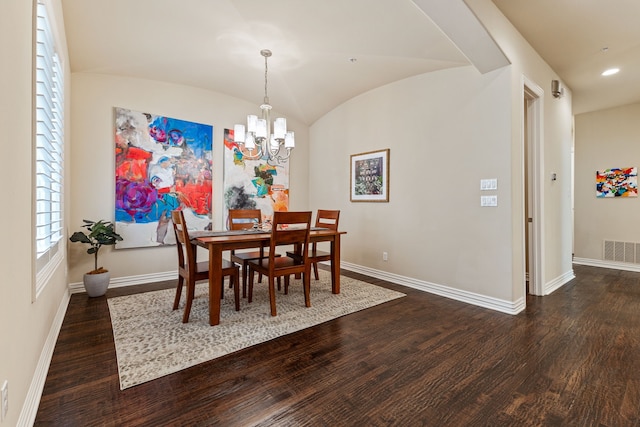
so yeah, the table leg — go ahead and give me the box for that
[331,234,341,294]
[208,243,223,326]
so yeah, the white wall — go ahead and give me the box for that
[0,1,71,426]
[68,73,309,283]
[310,66,516,300]
[574,102,640,263]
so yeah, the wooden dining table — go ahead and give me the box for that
[195,228,346,325]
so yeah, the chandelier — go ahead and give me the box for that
[233,49,295,163]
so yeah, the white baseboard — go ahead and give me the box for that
[68,270,179,294]
[339,261,526,315]
[573,257,640,273]
[18,289,71,427]
[70,263,531,315]
[543,269,576,295]
[70,265,571,317]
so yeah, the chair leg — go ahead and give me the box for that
[173,276,184,310]
[248,266,255,303]
[182,279,196,323]
[284,275,290,295]
[268,276,277,316]
[303,271,311,308]
[313,261,319,280]
[233,270,240,311]
[241,262,248,298]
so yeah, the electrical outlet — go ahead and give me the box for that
[383,252,388,261]
[1,380,8,422]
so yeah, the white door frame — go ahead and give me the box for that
[522,76,545,296]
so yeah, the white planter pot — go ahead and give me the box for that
[83,271,110,297]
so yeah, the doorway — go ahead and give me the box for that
[523,77,544,296]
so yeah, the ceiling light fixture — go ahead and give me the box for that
[233,49,294,163]
[601,68,620,76]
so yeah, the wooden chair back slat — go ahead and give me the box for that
[228,209,262,231]
[315,209,340,230]
[269,211,313,263]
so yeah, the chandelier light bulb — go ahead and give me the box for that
[245,133,256,150]
[256,119,267,139]
[270,135,279,150]
[285,131,295,148]
[233,124,245,143]
[274,118,287,139]
[247,115,258,133]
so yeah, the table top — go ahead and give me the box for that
[194,227,344,244]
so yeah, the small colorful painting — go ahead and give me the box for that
[114,107,213,248]
[223,128,289,225]
[350,149,390,202]
[596,167,638,198]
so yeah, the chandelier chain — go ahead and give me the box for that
[263,52,269,104]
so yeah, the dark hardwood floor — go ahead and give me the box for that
[35,264,640,426]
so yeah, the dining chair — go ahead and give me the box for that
[287,209,340,280]
[227,209,281,297]
[171,210,240,323]
[247,211,313,316]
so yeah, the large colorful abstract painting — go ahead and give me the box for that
[223,128,289,225]
[596,167,638,198]
[115,107,213,248]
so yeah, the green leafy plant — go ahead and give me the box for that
[69,219,123,274]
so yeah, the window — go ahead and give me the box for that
[35,0,64,293]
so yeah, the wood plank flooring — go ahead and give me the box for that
[35,264,640,426]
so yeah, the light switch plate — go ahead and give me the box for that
[481,195,498,207]
[480,178,498,190]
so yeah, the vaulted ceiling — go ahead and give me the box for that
[60,0,640,123]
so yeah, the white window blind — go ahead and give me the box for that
[35,0,64,274]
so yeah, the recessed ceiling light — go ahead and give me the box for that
[602,68,620,76]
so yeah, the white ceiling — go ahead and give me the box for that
[60,0,472,125]
[492,0,640,115]
[60,0,639,124]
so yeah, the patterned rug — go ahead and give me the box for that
[107,270,405,389]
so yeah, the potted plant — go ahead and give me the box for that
[69,219,123,297]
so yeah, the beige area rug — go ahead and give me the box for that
[107,270,405,389]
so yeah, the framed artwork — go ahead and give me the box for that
[350,149,390,202]
[114,107,213,248]
[222,128,289,225]
[596,167,638,198]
